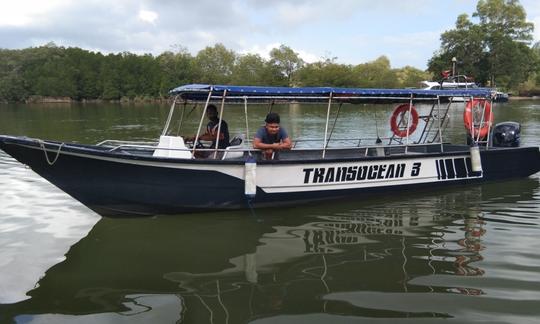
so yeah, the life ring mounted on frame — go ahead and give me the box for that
[390,103,419,138]
[463,99,493,139]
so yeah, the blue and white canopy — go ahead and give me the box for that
[170,84,493,102]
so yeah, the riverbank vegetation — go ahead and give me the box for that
[1,0,540,103]
[0,44,430,103]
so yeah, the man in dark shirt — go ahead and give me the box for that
[253,112,292,159]
[188,104,230,149]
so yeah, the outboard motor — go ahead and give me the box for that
[492,122,521,147]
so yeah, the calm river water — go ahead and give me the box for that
[1,100,540,323]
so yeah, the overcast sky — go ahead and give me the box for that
[1,0,539,69]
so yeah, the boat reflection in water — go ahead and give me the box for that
[1,178,538,323]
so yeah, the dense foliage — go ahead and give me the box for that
[428,0,540,92]
[0,43,429,102]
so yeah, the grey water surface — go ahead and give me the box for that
[1,100,540,323]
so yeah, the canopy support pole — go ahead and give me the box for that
[437,96,444,152]
[469,96,475,142]
[475,98,488,144]
[322,92,333,159]
[213,89,227,159]
[405,94,413,154]
[243,96,251,156]
[162,95,179,136]
[193,89,213,157]
[326,102,343,148]
[176,100,187,136]
[485,99,493,149]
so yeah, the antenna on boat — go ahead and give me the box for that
[326,102,343,149]
[375,118,380,141]
[268,100,275,113]
[176,101,197,136]
[375,114,385,156]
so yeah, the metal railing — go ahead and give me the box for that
[95,136,449,158]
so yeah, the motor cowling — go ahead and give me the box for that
[492,122,520,147]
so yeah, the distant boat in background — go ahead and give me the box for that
[419,75,508,103]
[419,80,478,91]
[492,90,509,102]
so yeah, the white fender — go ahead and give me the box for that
[244,156,257,198]
[470,145,483,173]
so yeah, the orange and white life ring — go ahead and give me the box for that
[463,99,493,139]
[390,104,419,137]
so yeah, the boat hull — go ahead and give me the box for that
[1,135,539,217]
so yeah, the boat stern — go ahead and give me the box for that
[481,146,540,180]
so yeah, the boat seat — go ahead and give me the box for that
[229,135,243,146]
[222,135,245,160]
[153,135,192,159]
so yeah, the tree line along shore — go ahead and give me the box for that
[2,0,540,103]
[0,43,431,104]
